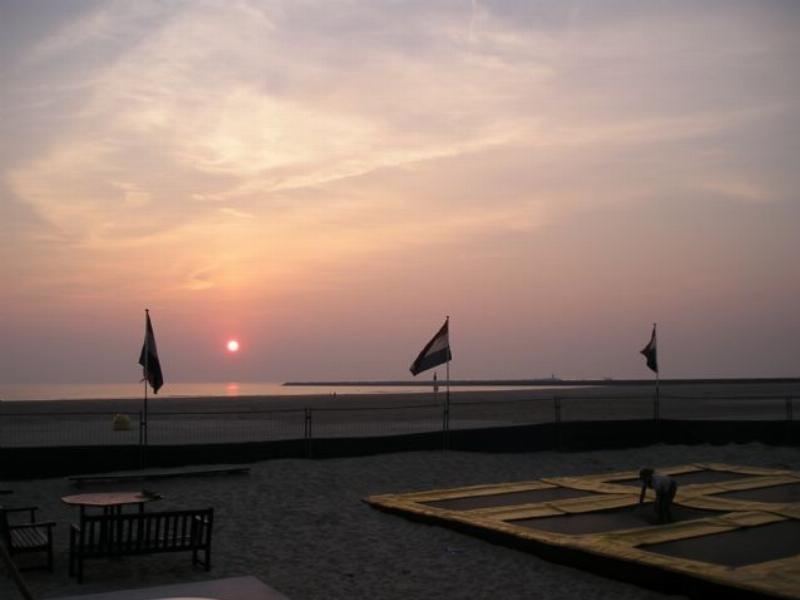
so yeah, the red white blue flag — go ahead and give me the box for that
[410,318,452,376]
[139,310,164,393]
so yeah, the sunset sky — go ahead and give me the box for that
[1,0,798,384]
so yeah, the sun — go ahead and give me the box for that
[226,339,240,353]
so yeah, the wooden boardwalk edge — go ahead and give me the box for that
[68,466,250,486]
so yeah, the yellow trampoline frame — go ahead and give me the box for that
[366,463,800,600]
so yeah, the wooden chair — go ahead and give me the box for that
[0,505,56,571]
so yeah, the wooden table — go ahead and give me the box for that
[61,491,161,518]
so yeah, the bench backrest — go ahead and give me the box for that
[75,508,213,556]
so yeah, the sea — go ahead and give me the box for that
[0,381,551,402]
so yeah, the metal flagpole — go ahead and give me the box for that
[444,359,450,450]
[653,323,660,421]
[445,316,451,447]
[446,361,450,428]
[143,375,148,445]
[142,309,150,468]
[655,370,660,419]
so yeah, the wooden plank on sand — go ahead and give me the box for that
[68,466,250,486]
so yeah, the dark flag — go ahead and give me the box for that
[640,324,658,374]
[410,318,452,376]
[139,310,164,394]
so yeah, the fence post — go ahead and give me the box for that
[304,408,313,458]
[553,396,561,450]
[442,399,450,451]
[787,397,794,421]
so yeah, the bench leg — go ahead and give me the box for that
[192,546,211,571]
[69,529,75,577]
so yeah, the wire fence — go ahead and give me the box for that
[659,394,793,421]
[0,393,795,449]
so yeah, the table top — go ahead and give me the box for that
[61,490,161,508]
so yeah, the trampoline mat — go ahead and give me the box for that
[643,520,800,567]
[613,470,749,488]
[423,487,598,511]
[367,464,800,600]
[511,505,719,535]
[713,483,800,504]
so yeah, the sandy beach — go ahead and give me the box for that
[3,441,799,600]
[2,382,798,449]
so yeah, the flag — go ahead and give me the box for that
[139,310,164,394]
[410,318,452,376]
[640,324,658,374]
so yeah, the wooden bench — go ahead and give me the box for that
[0,505,56,571]
[69,507,213,583]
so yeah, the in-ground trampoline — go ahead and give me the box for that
[366,463,800,600]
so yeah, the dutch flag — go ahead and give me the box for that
[410,317,452,376]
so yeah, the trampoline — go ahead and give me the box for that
[642,520,800,567]
[512,505,718,535]
[423,486,598,511]
[713,483,800,504]
[366,463,800,600]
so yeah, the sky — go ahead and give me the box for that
[1,0,798,385]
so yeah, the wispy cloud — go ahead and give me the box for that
[2,1,798,380]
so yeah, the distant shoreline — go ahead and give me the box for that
[284,377,800,387]
[2,377,797,403]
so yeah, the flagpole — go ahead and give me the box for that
[446,360,450,426]
[654,322,660,421]
[143,375,148,446]
[445,316,450,447]
[143,309,149,465]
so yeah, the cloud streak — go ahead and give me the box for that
[1,0,798,381]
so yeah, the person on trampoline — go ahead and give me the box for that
[638,468,678,523]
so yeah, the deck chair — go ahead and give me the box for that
[0,505,55,571]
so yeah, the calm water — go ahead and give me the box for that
[0,381,550,402]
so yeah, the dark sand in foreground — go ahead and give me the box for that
[3,442,799,600]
